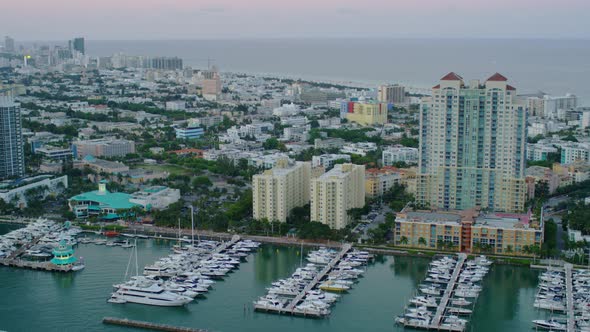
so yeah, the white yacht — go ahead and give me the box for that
[532,319,567,331]
[113,283,193,306]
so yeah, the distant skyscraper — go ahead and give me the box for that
[0,94,25,179]
[72,37,85,54]
[378,84,406,104]
[150,57,182,70]
[417,73,527,212]
[4,36,15,53]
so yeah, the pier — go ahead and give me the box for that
[0,235,76,272]
[254,243,353,317]
[431,253,467,327]
[564,263,574,332]
[102,317,207,332]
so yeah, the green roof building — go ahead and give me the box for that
[68,181,141,219]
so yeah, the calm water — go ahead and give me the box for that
[0,223,543,332]
[84,39,590,102]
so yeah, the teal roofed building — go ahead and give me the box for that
[68,181,141,219]
[50,239,77,265]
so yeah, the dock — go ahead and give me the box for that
[564,263,575,332]
[254,243,353,317]
[431,253,467,327]
[0,235,76,272]
[102,317,207,332]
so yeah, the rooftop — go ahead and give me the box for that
[70,190,138,210]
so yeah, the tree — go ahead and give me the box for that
[418,237,427,247]
[400,236,409,245]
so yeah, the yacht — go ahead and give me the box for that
[113,283,193,306]
[451,298,471,306]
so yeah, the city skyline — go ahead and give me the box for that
[2,0,590,40]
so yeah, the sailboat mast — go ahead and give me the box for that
[190,205,195,246]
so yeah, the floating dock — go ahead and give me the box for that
[564,263,575,332]
[0,236,77,272]
[431,254,467,327]
[102,317,207,332]
[254,243,353,317]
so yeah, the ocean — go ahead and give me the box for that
[86,38,590,102]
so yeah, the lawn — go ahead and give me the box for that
[135,163,192,176]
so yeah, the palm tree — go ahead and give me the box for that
[506,245,513,254]
[418,237,427,247]
[400,236,409,245]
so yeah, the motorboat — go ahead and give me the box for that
[451,298,471,306]
[532,319,567,331]
[113,283,193,306]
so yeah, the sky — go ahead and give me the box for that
[2,0,590,40]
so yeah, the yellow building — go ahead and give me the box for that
[394,206,543,256]
[344,102,388,126]
[364,167,402,198]
[252,159,311,223]
[310,163,365,230]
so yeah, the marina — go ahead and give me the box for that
[108,234,261,306]
[395,254,492,331]
[253,243,374,318]
[532,263,590,331]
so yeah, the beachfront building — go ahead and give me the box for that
[341,101,388,126]
[252,160,312,223]
[393,206,543,256]
[310,164,365,230]
[417,73,527,213]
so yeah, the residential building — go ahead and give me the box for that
[341,101,388,126]
[394,207,542,256]
[382,146,419,165]
[527,143,559,161]
[150,57,183,70]
[310,164,365,229]
[72,138,135,158]
[365,167,402,198]
[561,142,590,164]
[189,115,223,128]
[378,84,406,104]
[175,126,205,140]
[252,160,312,223]
[311,154,351,170]
[165,101,186,111]
[417,73,527,212]
[203,74,222,100]
[0,95,25,179]
[525,166,561,196]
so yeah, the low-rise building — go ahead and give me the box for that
[311,154,351,170]
[175,126,205,140]
[129,186,180,210]
[341,142,378,156]
[394,207,542,256]
[561,142,590,164]
[382,146,419,165]
[314,138,345,150]
[74,156,129,174]
[72,138,135,158]
[0,175,68,208]
[527,143,559,161]
[365,167,402,198]
[341,101,388,126]
[35,146,73,161]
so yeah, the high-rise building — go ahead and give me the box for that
[417,73,527,213]
[4,36,15,53]
[0,95,25,179]
[151,57,183,70]
[310,163,365,229]
[378,84,406,104]
[72,138,136,158]
[340,101,388,126]
[252,160,312,223]
[72,37,85,54]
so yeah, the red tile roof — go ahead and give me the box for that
[506,84,516,91]
[440,72,463,81]
[432,84,440,89]
[486,72,508,82]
